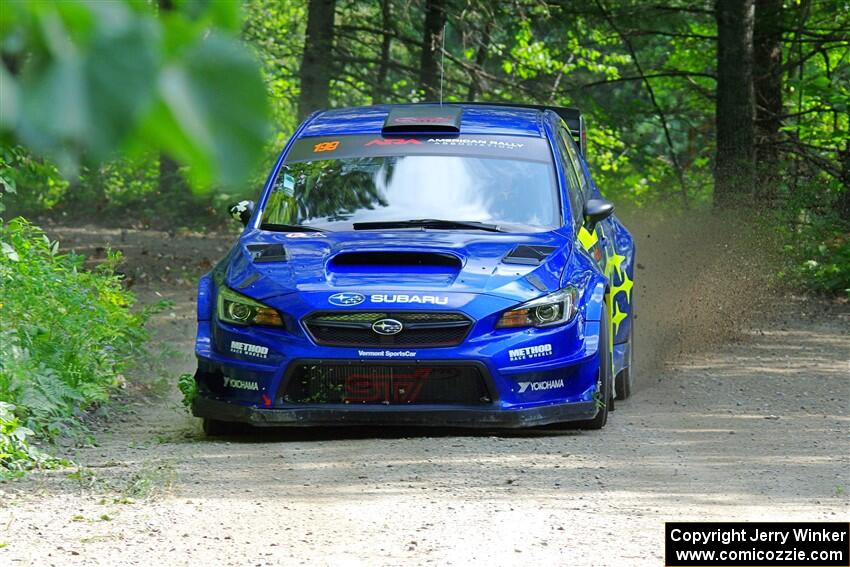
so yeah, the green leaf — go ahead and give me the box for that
[181,0,241,30]
[83,12,159,158]
[156,34,269,188]
[1,242,19,262]
[6,1,267,190]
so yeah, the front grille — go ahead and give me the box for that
[281,363,491,405]
[303,311,473,347]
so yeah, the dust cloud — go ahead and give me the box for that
[619,208,783,385]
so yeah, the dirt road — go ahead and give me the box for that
[1,224,848,566]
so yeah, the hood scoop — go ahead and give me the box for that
[502,245,557,266]
[326,251,462,288]
[329,251,462,271]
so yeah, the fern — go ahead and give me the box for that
[0,218,153,452]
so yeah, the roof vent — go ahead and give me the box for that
[382,106,462,133]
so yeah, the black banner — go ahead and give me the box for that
[665,522,849,566]
[284,134,552,163]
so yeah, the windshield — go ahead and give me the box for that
[261,135,560,232]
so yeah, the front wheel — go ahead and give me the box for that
[577,305,613,430]
[202,418,246,437]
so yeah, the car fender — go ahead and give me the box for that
[561,246,607,323]
[197,273,214,321]
[582,279,607,322]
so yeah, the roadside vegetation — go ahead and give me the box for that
[0,0,847,474]
[0,218,158,476]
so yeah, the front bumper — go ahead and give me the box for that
[192,395,598,428]
[193,284,607,428]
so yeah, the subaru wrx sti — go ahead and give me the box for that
[192,103,635,434]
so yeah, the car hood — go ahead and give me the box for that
[224,229,573,304]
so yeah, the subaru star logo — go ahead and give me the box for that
[328,292,365,306]
[371,318,404,335]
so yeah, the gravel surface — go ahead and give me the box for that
[1,224,847,566]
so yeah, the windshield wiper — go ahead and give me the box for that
[352,219,505,233]
[260,223,328,233]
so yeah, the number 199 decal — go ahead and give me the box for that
[313,141,340,153]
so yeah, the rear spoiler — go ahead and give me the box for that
[444,102,587,157]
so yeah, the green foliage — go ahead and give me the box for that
[781,216,850,297]
[0,218,152,440]
[242,0,305,143]
[1,0,847,299]
[177,373,197,411]
[0,145,68,214]
[1,0,270,190]
[0,401,66,478]
[63,155,238,230]
[0,148,250,230]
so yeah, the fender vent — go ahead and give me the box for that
[247,243,286,262]
[330,251,462,269]
[502,245,557,266]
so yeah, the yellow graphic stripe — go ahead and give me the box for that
[605,250,632,339]
[605,291,614,356]
[605,252,626,280]
[611,271,633,303]
[578,226,598,251]
[611,300,627,336]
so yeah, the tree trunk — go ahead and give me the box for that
[753,0,783,204]
[714,0,756,208]
[837,144,850,221]
[419,0,447,100]
[159,155,183,195]
[298,0,336,121]
[372,0,393,103]
[157,0,183,196]
[467,19,492,101]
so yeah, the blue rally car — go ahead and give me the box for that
[192,103,635,434]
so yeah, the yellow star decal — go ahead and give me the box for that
[611,300,628,336]
[605,252,626,280]
[612,271,633,303]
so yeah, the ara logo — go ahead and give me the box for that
[371,294,449,305]
[223,376,260,391]
[329,292,365,306]
[517,379,565,394]
[371,318,404,335]
[365,138,422,146]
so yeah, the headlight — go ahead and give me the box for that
[496,287,578,329]
[216,286,284,327]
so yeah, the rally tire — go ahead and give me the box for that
[615,325,635,400]
[578,305,613,430]
[203,418,243,437]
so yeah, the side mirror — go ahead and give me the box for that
[583,198,614,232]
[229,200,255,227]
